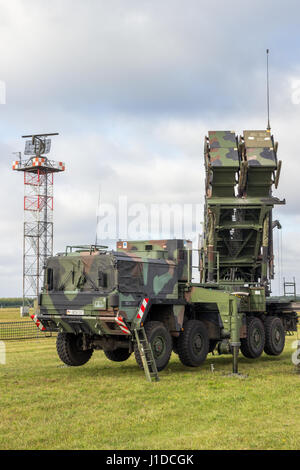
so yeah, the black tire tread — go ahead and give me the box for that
[264,316,285,356]
[240,316,265,359]
[56,333,93,366]
[177,319,209,367]
[104,348,131,362]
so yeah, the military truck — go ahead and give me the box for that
[34,129,298,378]
[35,240,243,374]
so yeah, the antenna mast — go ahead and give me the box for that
[95,186,101,246]
[12,133,65,313]
[266,49,271,131]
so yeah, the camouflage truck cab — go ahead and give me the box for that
[36,240,243,373]
[39,241,187,329]
[36,241,188,369]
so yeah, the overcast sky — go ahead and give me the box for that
[1,0,300,297]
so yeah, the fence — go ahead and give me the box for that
[0,321,56,341]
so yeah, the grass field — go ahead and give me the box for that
[0,309,299,450]
[0,308,33,322]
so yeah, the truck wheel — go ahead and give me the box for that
[56,333,93,366]
[177,320,209,367]
[134,321,172,372]
[240,317,265,359]
[104,348,131,362]
[264,316,285,356]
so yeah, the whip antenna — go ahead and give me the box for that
[95,185,101,246]
[266,49,271,131]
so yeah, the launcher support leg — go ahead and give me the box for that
[231,343,240,374]
[229,297,241,374]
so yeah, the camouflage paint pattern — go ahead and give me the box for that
[207,131,239,168]
[37,241,191,337]
[202,129,284,294]
[242,130,277,168]
[205,131,239,200]
[33,126,298,372]
[241,130,278,198]
[37,239,242,347]
[116,239,192,282]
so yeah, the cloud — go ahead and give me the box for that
[1,0,300,296]
[1,0,300,115]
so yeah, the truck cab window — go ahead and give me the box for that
[98,271,108,288]
[46,268,54,291]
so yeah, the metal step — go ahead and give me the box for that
[134,327,159,382]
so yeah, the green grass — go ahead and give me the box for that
[0,322,299,450]
[0,308,33,322]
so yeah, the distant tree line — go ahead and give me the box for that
[0,298,34,308]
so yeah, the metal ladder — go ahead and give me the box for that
[134,327,159,382]
[283,277,297,299]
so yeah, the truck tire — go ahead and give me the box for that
[177,320,209,367]
[264,316,285,356]
[240,316,265,359]
[104,348,131,362]
[56,333,93,366]
[134,321,172,372]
